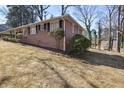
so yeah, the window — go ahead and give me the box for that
[31,27,36,34]
[36,25,41,33]
[36,25,38,33]
[41,25,44,31]
[47,23,50,32]
[28,27,30,35]
[44,23,46,30]
[44,23,50,31]
[38,25,40,31]
[59,20,63,28]
[50,21,59,32]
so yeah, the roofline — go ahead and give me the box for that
[2,14,85,32]
[64,15,85,31]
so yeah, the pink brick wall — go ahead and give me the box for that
[20,19,83,51]
[64,20,79,51]
[21,30,63,50]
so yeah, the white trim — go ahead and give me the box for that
[72,24,75,34]
[62,18,66,51]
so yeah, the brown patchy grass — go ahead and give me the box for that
[0,40,124,88]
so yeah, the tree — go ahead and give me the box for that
[92,29,97,49]
[105,5,117,51]
[61,5,72,15]
[6,5,37,27]
[75,5,97,42]
[97,20,102,50]
[117,5,121,52]
[117,5,124,52]
[31,5,50,20]
[121,6,124,49]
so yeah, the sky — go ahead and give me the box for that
[0,5,106,30]
[46,5,105,30]
[0,5,8,24]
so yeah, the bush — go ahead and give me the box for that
[16,34,23,39]
[49,28,64,40]
[3,37,19,43]
[70,34,91,55]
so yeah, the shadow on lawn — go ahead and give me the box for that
[20,42,124,70]
[75,51,124,70]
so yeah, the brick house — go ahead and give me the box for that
[0,15,85,51]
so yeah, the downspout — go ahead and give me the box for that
[62,17,66,51]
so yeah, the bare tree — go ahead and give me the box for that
[105,5,117,51]
[75,6,97,42]
[61,5,72,15]
[117,5,121,52]
[117,5,124,52]
[92,29,97,48]
[32,5,50,20]
[97,20,102,50]
[121,6,124,49]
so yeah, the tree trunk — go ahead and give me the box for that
[108,14,112,51]
[117,6,121,52]
[98,40,101,50]
[87,27,92,42]
[61,5,64,15]
[94,35,97,49]
[122,27,124,48]
[117,32,121,52]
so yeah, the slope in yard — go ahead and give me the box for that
[0,40,124,88]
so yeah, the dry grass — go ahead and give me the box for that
[0,40,124,88]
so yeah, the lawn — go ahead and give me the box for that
[0,40,124,88]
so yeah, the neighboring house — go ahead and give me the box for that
[0,15,85,52]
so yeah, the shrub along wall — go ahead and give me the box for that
[69,34,91,55]
[3,37,20,43]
